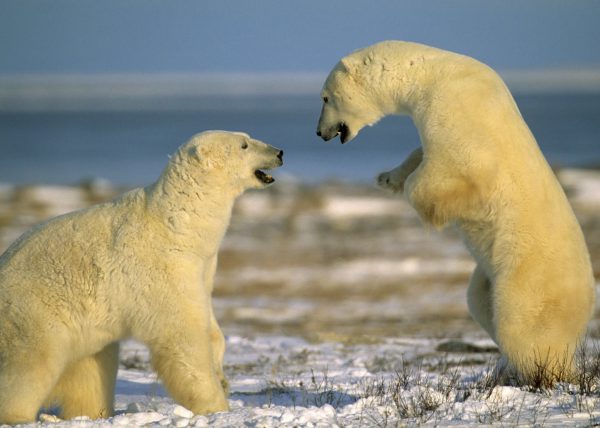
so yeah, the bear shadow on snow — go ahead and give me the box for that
[232,388,359,409]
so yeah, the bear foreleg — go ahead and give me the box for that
[404,162,481,229]
[209,310,227,394]
[377,147,423,193]
[144,302,229,415]
[203,255,228,394]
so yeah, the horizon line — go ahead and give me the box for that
[1,69,600,112]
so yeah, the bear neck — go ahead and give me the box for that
[146,165,239,251]
[369,52,453,117]
[373,51,507,150]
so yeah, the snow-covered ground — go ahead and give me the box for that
[20,336,600,427]
[1,170,600,426]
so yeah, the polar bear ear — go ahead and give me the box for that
[196,145,227,171]
[340,54,379,79]
[186,145,213,170]
[362,53,375,66]
[187,146,202,161]
[340,56,360,73]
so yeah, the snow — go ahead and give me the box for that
[558,169,600,207]
[323,196,405,219]
[218,257,474,289]
[5,336,597,427]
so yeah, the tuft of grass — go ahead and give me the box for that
[306,369,349,408]
[356,351,573,426]
[576,339,600,395]
[358,357,456,425]
[262,368,354,409]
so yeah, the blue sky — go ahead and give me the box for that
[1,0,600,75]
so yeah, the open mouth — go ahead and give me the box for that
[255,169,275,184]
[339,123,350,144]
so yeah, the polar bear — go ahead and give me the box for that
[317,41,595,384]
[0,130,283,424]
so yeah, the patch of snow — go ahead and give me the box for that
[323,196,406,219]
[559,169,600,206]
[18,185,87,216]
[220,257,474,289]
[8,335,600,427]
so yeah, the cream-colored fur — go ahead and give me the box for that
[0,130,283,424]
[317,41,595,383]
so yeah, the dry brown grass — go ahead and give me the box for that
[1,181,599,342]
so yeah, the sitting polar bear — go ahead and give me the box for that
[317,40,595,384]
[0,130,283,424]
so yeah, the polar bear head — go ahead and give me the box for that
[316,57,385,144]
[165,131,283,193]
[316,41,441,144]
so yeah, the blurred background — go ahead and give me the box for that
[2,0,600,184]
[1,0,599,342]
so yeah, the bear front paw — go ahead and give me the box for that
[377,171,404,193]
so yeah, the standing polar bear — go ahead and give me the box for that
[317,41,595,383]
[0,130,283,424]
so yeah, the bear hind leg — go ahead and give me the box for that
[45,342,120,420]
[495,305,578,385]
[0,348,66,424]
[466,264,496,343]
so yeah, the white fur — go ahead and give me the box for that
[318,41,595,383]
[0,130,282,423]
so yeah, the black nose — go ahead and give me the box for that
[316,130,321,137]
[277,150,284,161]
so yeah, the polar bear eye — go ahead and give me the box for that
[241,141,248,150]
[323,96,329,103]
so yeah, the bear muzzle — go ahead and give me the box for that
[317,123,350,144]
[254,149,283,184]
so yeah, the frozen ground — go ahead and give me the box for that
[1,169,600,426]
[16,335,600,427]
